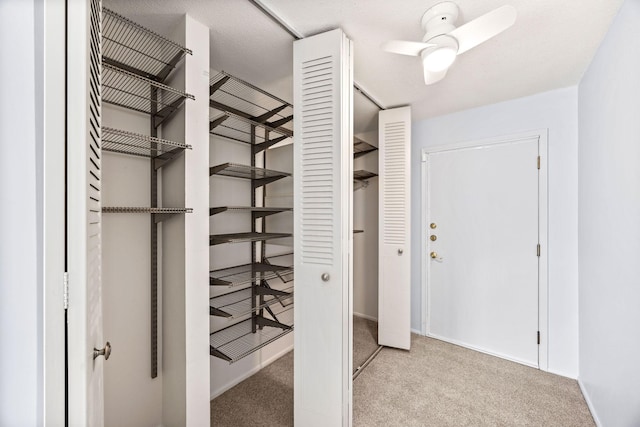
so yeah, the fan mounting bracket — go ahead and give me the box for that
[421,1,459,42]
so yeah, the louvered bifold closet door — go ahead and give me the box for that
[67,0,105,425]
[378,107,411,350]
[293,29,354,427]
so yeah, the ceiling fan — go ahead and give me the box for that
[382,2,517,85]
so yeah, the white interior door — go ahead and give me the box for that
[67,0,106,425]
[293,29,353,427]
[426,136,541,367]
[378,107,411,350]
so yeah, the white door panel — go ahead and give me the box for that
[293,29,353,427]
[427,138,539,367]
[67,0,105,425]
[378,107,411,350]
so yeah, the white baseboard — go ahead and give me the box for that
[354,311,378,322]
[411,328,423,336]
[578,378,602,427]
[210,344,293,400]
[427,333,539,369]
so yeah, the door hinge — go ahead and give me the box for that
[537,156,541,169]
[63,272,69,309]
[536,244,541,257]
[537,331,540,345]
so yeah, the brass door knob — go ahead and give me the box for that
[430,252,438,259]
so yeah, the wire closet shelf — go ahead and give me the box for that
[102,64,194,120]
[210,308,294,363]
[102,127,191,158]
[354,136,378,158]
[210,260,293,287]
[102,7,192,80]
[209,285,293,319]
[209,71,293,145]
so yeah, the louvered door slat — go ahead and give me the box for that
[378,107,411,351]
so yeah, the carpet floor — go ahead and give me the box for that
[211,325,594,427]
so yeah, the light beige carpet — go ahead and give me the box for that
[210,317,378,427]
[211,327,594,427]
[353,335,594,427]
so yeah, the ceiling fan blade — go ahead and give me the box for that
[450,5,516,55]
[382,40,435,57]
[424,67,448,85]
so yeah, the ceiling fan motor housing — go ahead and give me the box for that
[421,1,459,42]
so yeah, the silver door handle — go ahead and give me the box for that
[398,248,403,255]
[93,341,111,361]
[321,273,330,282]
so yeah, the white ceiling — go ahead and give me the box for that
[106,0,624,131]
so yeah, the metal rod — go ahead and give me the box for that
[150,85,159,379]
[247,0,386,111]
[353,345,384,380]
[251,124,258,334]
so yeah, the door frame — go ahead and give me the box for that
[42,0,67,425]
[420,129,548,371]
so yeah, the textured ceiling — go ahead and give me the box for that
[105,0,624,130]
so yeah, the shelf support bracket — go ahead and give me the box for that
[252,104,288,124]
[153,147,185,170]
[266,115,293,129]
[156,51,185,82]
[210,347,232,362]
[256,315,291,331]
[209,115,229,131]
[255,286,291,298]
[209,306,232,318]
[254,135,288,153]
[153,212,183,224]
[252,175,288,188]
[103,57,152,80]
[210,75,231,96]
[153,97,186,128]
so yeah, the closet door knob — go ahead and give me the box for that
[93,341,112,361]
[398,248,404,255]
[321,273,330,282]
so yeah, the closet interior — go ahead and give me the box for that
[98,4,381,424]
[208,71,295,364]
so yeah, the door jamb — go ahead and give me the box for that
[43,0,67,424]
[420,129,549,371]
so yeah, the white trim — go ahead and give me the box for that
[422,129,547,154]
[578,378,602,427]
[421,129,549,371]
[209,345,294,400]
[43,0,67,425]
[427,333,539,369]
[420,149,428,336]
[411,328,423,336]
[354,312,378,322]
[537,130,549,371]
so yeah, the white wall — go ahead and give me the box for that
[412,86,580,378]
[0,1,43,424]
[577,0,640,425]
[102,107,163,427]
